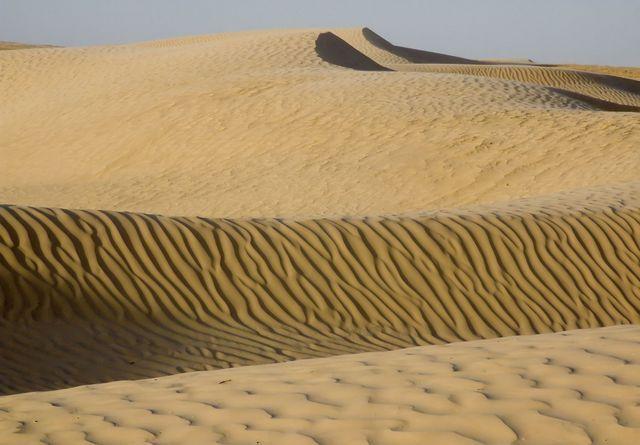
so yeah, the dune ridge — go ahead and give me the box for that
[2,184,640,394]
[315,32,391,71]
[360,27,492,65]
[385,63,640,108]
[319,31,640,111]
[561,64,640,81]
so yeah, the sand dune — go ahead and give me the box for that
[386,63,640,108]
[361,27,496,64]
[0,41,55,51]
[1,27,640,444]
[315,32,391,71]
[2,28,640,217]
[2,183,640,394]
[560,65,640,81]
[2,325,639,445]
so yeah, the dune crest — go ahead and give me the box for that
[360,26,488,64]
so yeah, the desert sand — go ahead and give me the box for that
[2,325,640,445]
[1,28,640,444]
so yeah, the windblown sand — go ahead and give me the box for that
[1,28,639,444]
[3,325,640,445]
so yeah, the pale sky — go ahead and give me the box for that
[1,0,639,66]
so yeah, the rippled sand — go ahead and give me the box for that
[1,28,639,444]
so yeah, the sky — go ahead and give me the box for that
[1,0,639,66]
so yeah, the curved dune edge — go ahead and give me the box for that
[315,32,391,71]
[1,324,639,445]
[333,28,640,109]
[384,62,640,109]
[360,27,490,65]
[316,31,640,111]
[547,88,640,112]
[2,183,640,394]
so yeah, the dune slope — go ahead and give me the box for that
[1,28,640,217]
[2,184,640,394]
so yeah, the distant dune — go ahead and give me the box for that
[2,28,639,217]
[561,64,640,81]
[0,41,56,51]
[1,28,639,444]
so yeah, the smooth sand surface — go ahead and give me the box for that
[1,28,640,444]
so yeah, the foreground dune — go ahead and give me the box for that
[1,27,640,444]
[2,325,639,445]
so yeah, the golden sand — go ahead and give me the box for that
[1,28,639,444]
[2,28,639,217]
[3,325,639,445]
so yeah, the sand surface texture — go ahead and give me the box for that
[2,326,640,445]
[2,28,640,217]
[1,28,640,444]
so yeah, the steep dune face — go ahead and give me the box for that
[2,184,640,394]
[315,32,391,71]
[1,28,640,218]
[337,28,640,110]
[360,26,490,64]
[2,325,639,445]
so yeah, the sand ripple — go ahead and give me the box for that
[2,325,639,444]
[2,185,639,394]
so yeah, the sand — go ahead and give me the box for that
[2,28,640,217]
[0,42,55,51]
[1,27,639,444]
[2,326,640,445]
